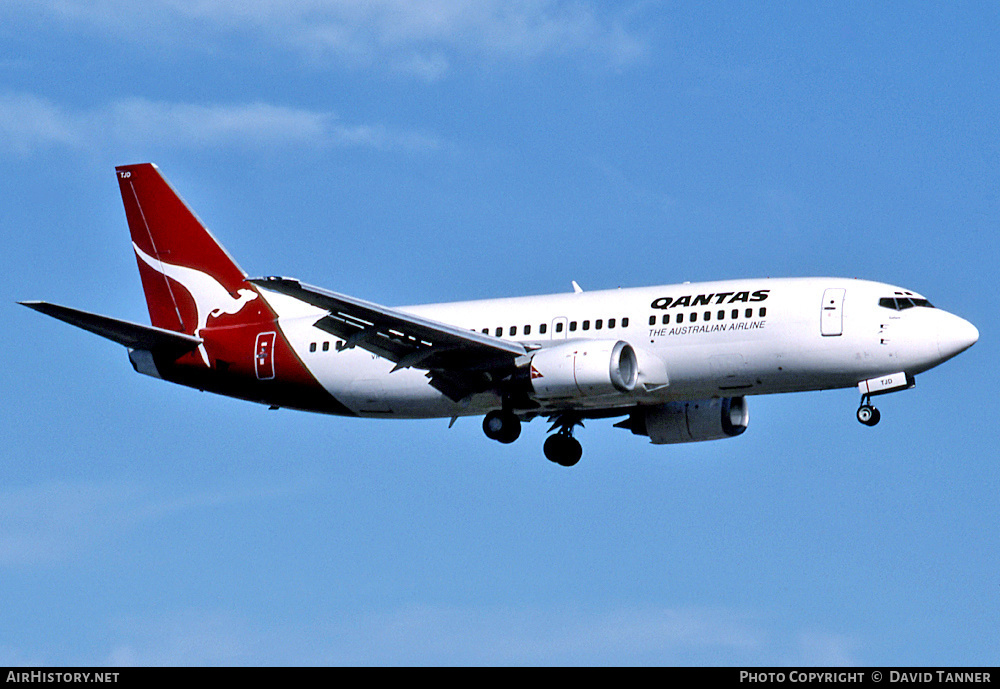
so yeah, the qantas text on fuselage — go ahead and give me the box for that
[21,164,979,467]
[650,290,770,309]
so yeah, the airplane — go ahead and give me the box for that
[21,163,979,466]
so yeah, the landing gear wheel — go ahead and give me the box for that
[483,410,521,444]
[856,404,880,426]
[543,433,583,467]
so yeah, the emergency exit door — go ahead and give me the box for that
[821,288,845,336]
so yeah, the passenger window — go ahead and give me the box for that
[495,327,502,337]
[649,315,656,326]
[677,313,684,324]
[555,322,563,333]
[510,326,517,336]
[732,309,739,319]
[540,323,548,334]
[309,342,317,353]
[608,318,616,328]
[690,312,697,322]
[569,321,577,332]
[595,319,603,330]
[745,308,753,318]
[583,320,590,331]
[622,317,629,327]
[759,307,766,317]
[482,328,489,334]
[704,311,711,321]
[322,341,330,352]
[524,324,531,335]
[718,310,725,320]
[662,314,670,325]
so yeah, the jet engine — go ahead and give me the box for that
[529,340,638,399]
[615,397,749,444]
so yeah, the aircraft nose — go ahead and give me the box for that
[937,313,979,361]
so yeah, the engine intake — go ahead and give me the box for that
[616,397,748,444]
[529,340,638,399]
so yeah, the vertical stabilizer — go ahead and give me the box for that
[116,164,268,337]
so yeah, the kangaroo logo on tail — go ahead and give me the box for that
[133,242,259,365]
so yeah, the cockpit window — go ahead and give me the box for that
[879,297,934,311]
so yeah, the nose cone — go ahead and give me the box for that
[938,314,979,362]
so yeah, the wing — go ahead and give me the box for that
[249,277,528,401]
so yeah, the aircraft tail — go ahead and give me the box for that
[116,163,269,336]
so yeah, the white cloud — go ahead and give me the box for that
[0,481,139,566]
[793,631,861,666]
[99,604,764,665]
[0,479,304,566]
[0,93,81,155]
[0,92,439,155]
[335,604,763,664]
[106,610,247,667]
[0,645,44,667]
[99,604,863,665]
[4,0,648,79]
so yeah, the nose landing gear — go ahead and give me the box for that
[856,395,881,426]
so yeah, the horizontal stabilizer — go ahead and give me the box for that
[19,301,202,355]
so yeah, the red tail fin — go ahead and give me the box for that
[116,163,268,336]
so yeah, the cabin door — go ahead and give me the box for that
[821,288,845,336]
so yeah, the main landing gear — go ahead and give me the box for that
[481,409,583,466]
[543,431,582,467]
[856,394,881,426]
[482,409,521,444]
[542,415,583,467]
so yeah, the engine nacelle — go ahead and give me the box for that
[529,340,638,399]
[616,397,749,444]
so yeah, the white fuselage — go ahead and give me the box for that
[258,277,977,419]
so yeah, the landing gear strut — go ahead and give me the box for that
[856,395,881,426]
[483,410,521,444]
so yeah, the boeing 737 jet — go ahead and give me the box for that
[22,164,979,466]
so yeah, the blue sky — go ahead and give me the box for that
[2,1,997,666]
